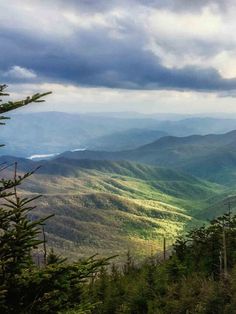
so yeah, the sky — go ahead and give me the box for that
[1,0,236,113]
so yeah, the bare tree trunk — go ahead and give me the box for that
[163,237,166,261]
[42,226,47,266]
[222,225,228,277]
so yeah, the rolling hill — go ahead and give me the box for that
[0,157,225,259]
[60,130,236,185]
[3,127,236,259]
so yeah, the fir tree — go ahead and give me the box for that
[0,85,111,313]
[0,85,52,312]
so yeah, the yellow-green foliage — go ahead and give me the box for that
[13,160,224,260]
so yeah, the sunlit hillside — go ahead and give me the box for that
[2,158,223,260]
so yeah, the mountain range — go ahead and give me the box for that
[2,112,236,259]
[3,112,236,157]
[60,129,236,186]
[0,153,229,259]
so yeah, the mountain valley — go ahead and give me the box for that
[2,113,236,260]
[0,155,229,259]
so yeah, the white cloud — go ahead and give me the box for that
[145,5,236,78]
[3,66,37,79]
[1,0,236,79]
[148,7,223,41]
[8,82,236,114]
[63,11,109,29]
[1,1,236,113]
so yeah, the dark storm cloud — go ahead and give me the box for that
[1,0,236,92]
[53,0,230,13]
[1,24,236,92]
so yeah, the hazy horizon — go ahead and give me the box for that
[10,109,236,119]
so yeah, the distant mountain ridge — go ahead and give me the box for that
[86,129,169,151]
[3,112,236,157]
[59,129,236,185]
[1,112,163,157]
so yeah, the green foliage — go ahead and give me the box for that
[173,213,236,277]
[0,85,110,313]
[3,84,236,313]
[8,157,225,259]
[82,214,236,313]
[0,84,51,114]
[6,255,111,314]
[61,128,236,187]
[0,193,50,272]
[47,248,66,265]
[0,85,53,312]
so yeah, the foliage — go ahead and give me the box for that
[0,84,51,114]
[2,84,236,313]
[173,213,236,278]
[6,255,111,314]
[7,156,224,259]
[0,85,110,313]
[84,214,236,314]
[0,85,52,312]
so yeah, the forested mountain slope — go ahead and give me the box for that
[60,130,236,185]
[0,156,225,259]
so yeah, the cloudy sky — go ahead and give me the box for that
[1,0,236,113]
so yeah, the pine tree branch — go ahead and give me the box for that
[0,91,52,114]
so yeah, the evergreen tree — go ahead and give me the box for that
[0,84,52,311]
[86,214,236,313]
[0,85,111,313]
